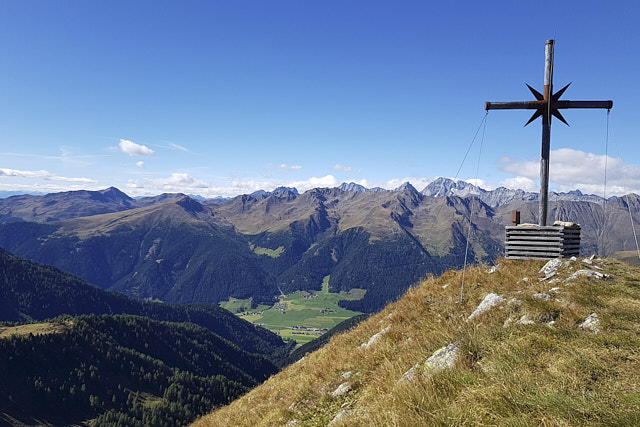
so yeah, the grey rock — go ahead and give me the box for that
[424,343,460,371]
[579,313,600,334]
[360,326,390,349]
[565,270,609,282]
[329,409,352,425]
[516,314,535,325]
[486,264,500,274]
[533,292,552,300]
[398,363,420,384]
[468,293,504,320]
[331,382,352,398]
[539,258,563,277]
[398,343,460,384]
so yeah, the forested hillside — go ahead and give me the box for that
[0,247,290,360]
[0,314,277,426]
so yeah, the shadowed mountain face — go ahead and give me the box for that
[0,185,638,313]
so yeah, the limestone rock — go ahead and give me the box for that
[398,343,459,384]
[516,314,535,325]
[331,382,352,398]
[468,293,504,321]
[579,313,600,334]
[360,326,390,349]
[533,292,552,300]
[565,270,609,282]
[424,343,460,371]
[329,409,352,425]
[486,264,500,274]
[398,363,420,383]
[539,258,563,276]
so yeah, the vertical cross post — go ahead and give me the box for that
[540,40,554,225]
[485,40,612,226]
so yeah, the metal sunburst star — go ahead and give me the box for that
[523,82,572,126]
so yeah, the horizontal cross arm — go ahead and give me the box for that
[485,99,613,111]
[554,100,613,109]
[484,101,545,110]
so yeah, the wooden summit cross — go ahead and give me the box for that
[485,39,613,226]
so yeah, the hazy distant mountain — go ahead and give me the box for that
[135,192,187,206]
[338,182,366,193]
[0,190,47,199]
[0,186,136,222]
[422,177,604,208]
[422,177,484,198]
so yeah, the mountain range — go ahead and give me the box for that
[1,178,638,314]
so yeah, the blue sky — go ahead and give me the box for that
[1,1,639,198]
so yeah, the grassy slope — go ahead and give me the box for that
[194,257,640,426]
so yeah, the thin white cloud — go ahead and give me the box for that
[279,164,303,171]
[0,168,98,183]
[136,161,145,168]
[498,148,640,195]
[384,177,433,191]
[169,142,190,152]
[499,176,538,192]
[289,175,339,191]
[465,179,495,191]
[118,139,154,156]
[333,164,353,173]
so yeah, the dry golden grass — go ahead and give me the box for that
[0,321,70,339]
[193,257,640,426]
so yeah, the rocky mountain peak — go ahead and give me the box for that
[338,182,368,193]
[422,177,484,198]
[272,186,299,198]
[394,182,419,193]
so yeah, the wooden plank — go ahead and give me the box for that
[506,233,565,239]
[506,241,567,247]
[506,251,563,257]
[506,230,565,235]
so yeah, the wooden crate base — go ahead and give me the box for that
[505,225,580,260]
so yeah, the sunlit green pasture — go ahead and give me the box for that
[220,276,365,343]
